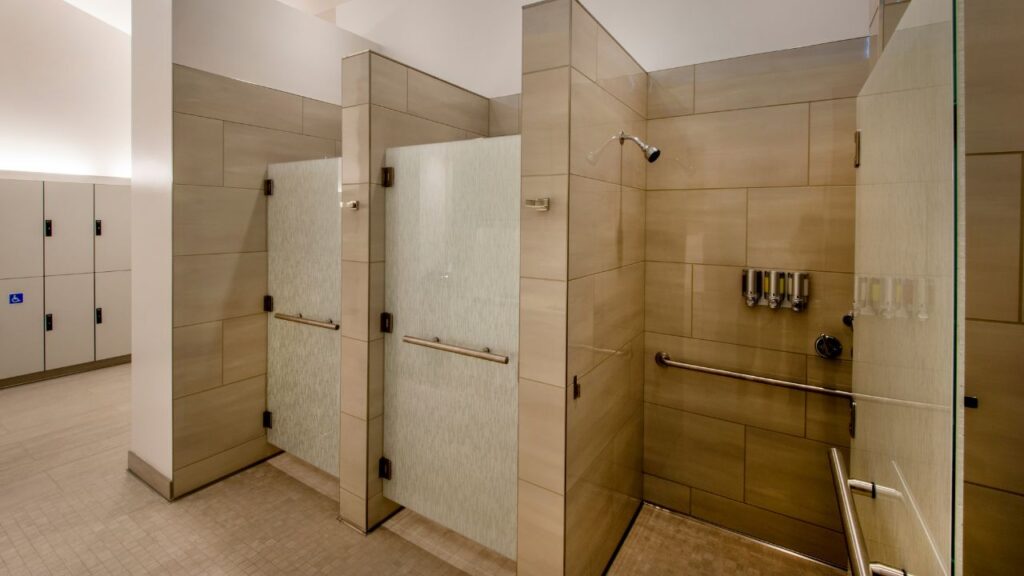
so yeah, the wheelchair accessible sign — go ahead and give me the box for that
[8,293,24,304]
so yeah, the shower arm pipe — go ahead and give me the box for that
[654,352,853,399]
[403,335,509,365]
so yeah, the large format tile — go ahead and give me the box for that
[173,65,302,132]
[646,188,747,266]
[173,113,223,186]
[965,154,1021,321]
[489,94,521,137]
[369,53,408,112]
[520,278,567,387]
[223,122,335,189]
[522,0,571,74]
[595,27,647,117]
[172,252,267,327]
[302,98,344,140]
[648,66,695,119]
[223,313,267,384]
[964,482,1024,576]
[694,38,871,113]
[369,106,465,182]
[408,69,489,135]
[517,480,565,576]
[645,262,692,337]
[519,378,566,495]
[568,175,619,278]
[172,321,222,398]
[172,375,267,469]
[522,67,570,176]
[342,105,370,184]
[172,185,266,255]
[521,175,568,281]
[593,263,644,357]
[647,104,809,190]
[964,0,1024,153]
[747,186,855,273]
[342,52,370,107]
[570,0,597,80]
[642,474,691,514]
[570,69,631,185]
[809,98,857,186]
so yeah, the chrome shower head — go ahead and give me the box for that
[618,131,661,163]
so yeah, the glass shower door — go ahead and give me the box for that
[266,158,342,476]
[383,136,520,558]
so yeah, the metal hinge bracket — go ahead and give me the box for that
[378,457,392,480]
[849,399,857,438]
[262,410,273,429]
[263,295,274,312]
[380,312,393,334]
[381,167,395,188]
[263,179,274,196]
[854,130,862,168]
[572,375,581,399]
[95,220,103,236]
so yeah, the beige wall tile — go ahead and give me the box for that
[173,113,223,187]
[570,0,597,80]
[567,274,596,378]
[569,68,626,184]
[223,122,335,189]
[643,404,745,500]
[522,67,570,176]
[173,436,278,497]
[173,65,302,133]
[369,106,465,182]
[517,480,565,576]
[222,314,267,384]
[694,38,871,114]
[341,261,369,340]
[519,378,566,494]
[966,154,1022,321]
[172,185,266,256]
[342,52,369,108]
[647,104,809,190]
[338,487,366,531]
[807,357,852,391]
[522,175,568,281]
[369,53,407,112]
[172,375,266,469]
[172,322,222,398]
[690,489,848,567]
[407,69,489,135]
[366,338,383,420]
[522,0,571,74]
[965,321,1024,494]
[809,98,857,186]
[596,27,647,117]
[594,263,644,357]
[520,278,567,387]
[342,105,370,184]
[368,263,384,341]
[340,336,367,419]
[806,394,852,448]
[747,186,855,273]
[302,98,343,140]
[621,185,644,265]
[745,428,842,530]
[964,482,1024,576]
[568,175,619,278]
[965,0,1024,153]
[648,66,695,119]
[367,492,401,529]
[367,415,383,497]
[643,474,691,514]
[341,183,370,262]
[645,262,692,337]
[172,253,267,327]
[338,412,368,497]
[646,188,747,266]
[489,94,521,137]
[620,112,648,191]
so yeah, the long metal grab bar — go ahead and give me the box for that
[274,312,340,331]
[403,335,509,364]
[654,352,853,399]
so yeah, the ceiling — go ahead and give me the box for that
[62,0,130,34]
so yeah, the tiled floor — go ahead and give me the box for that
[0,365,842,575]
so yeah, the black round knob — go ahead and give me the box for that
[814,334,844,360]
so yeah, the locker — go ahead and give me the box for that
[44,273,95,370]
[44,182,94,276]
[0,277,44,379]
[94,184,131,272]
[95,271,131,360]
[0,179,43,280]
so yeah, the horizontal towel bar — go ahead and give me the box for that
[654,352,853,400]
[274,313,340,330]
[403,335,509,364]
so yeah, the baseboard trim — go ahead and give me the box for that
[127,451,173,501]
[1,355,131,390]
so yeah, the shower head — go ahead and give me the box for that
[618,131,661,163]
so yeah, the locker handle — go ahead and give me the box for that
[45,220,53,237]
[95,220,102,236]
[96,308,103,324]
[45,314,53,331]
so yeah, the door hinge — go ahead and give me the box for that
[380,312,393,334]
[44,220,53,237]
[378,457,392,480]
[263,179,274,196]
[263,295,274,312]
[572,375,581,399]
[849,399,857,438]
[44,314,53,331]
[965,396,979,409]
[854,130,862,168]
[95,308,103,324]
[381,167,395,188]
[262,410,273,429]
[95,220,103,236]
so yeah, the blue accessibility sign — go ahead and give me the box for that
[9,293,24,304]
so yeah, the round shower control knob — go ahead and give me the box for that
[814,334,844,360]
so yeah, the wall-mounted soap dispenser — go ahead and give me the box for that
[743,269,762,307]
[766,270,785,309]
[741,269,810,312]
[789,272,809,312]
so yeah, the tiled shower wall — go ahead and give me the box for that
[338,51,490,532]
[963,0,1024,573]
[169,64,343,497]
[518,1,646,573]
[641,39,871,567]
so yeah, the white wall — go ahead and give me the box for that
[0,0,131,178]
[173,0,378,105]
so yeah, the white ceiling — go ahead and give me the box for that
[62,0,130,34]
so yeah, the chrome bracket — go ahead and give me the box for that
[343,200,360,211]
[524,198,550,212]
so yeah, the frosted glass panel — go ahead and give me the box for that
[384,136,520,558]
[267,158,342,476]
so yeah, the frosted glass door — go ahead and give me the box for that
[384,136,520,558]
[267,158,341,475]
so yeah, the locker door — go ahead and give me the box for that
[44,182,94,276]
[95,271,131,360]
[0,179,43,280]
[0,277,44,379]
[44,274,95,370]
[94,184,130,272]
